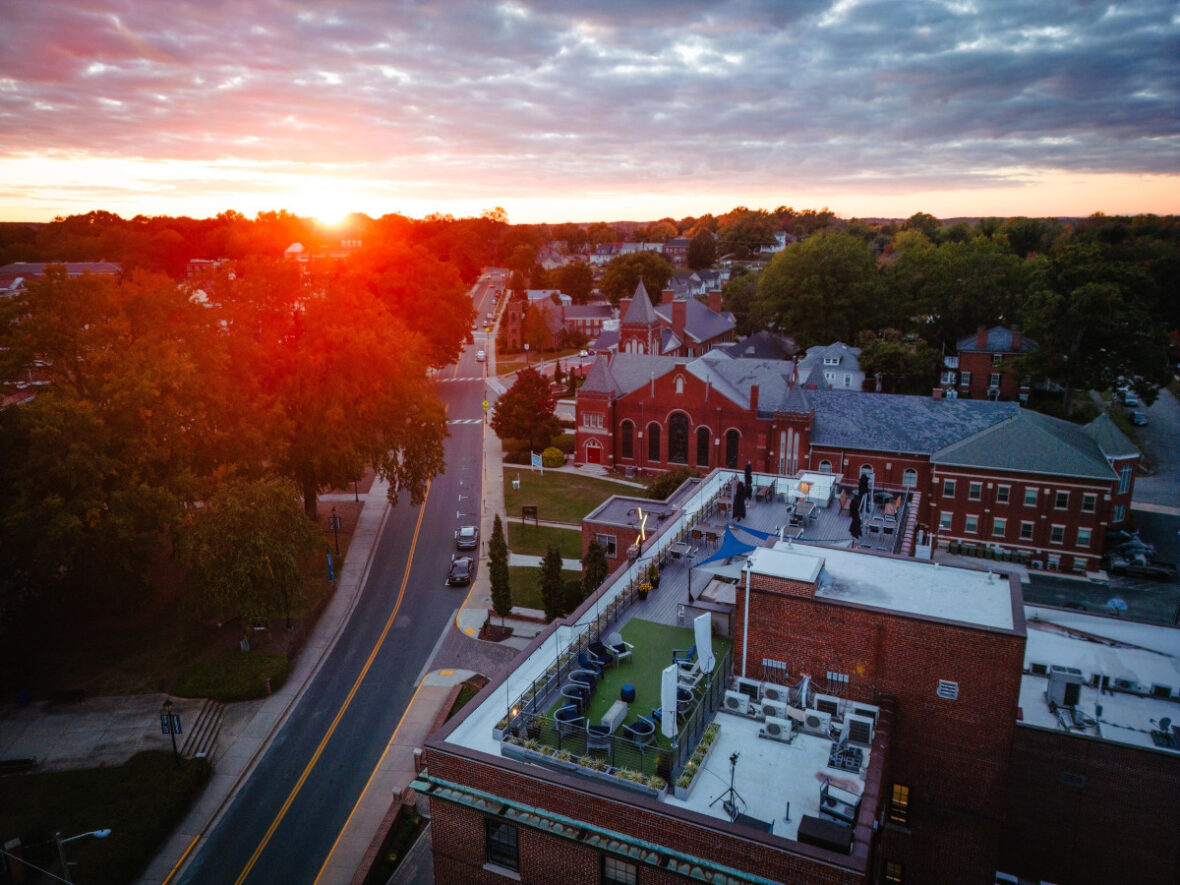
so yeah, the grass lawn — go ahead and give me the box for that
[508,522,583,558]
[503,470,639,525]
[0,751,210,885]
[537,618,732,773]
[172,651,291,702]
[507,566,581,611]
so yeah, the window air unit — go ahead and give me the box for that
[759,716,794,743]
[843,714,874,746]
[814,694,841,718]
[723,690,750,714]
[761,682,790,704]
[760,699,788,720]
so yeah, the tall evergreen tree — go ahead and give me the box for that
[489,515,512,624]
[539,544,565,622]
[581,539,609,599]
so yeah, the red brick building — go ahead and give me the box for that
[954,325,1036,401]
[575,352,1132,570]
[618,282,736,359]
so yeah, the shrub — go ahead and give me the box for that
[552,432,576,454]
[503,450,532,465]
[541,446,565,467]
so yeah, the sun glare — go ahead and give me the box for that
[289,187,354,225]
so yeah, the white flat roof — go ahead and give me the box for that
[759,543,1016,631]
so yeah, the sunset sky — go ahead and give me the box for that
[1,0,1177,224]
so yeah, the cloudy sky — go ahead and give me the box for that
[1,0,1177,223]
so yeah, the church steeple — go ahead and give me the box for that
[619,281,660,354]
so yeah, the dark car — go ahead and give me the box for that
[454,525,479,550]
[1108,558,1178,582]
[1130,411,1148,426]
[448,555,476,586]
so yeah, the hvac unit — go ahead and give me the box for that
[761,682,790,704]
[852,705,879,723]
[724,690,751,714]
[1048,665,1085,707]
[843,713,874,746]
[814,693,841,718]
[734,676,762,701]
[800,709,833,736]
[760,699,788,720]
[759,716,794,743]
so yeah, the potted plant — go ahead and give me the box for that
[648,561,661,588]
[637,581,652,601]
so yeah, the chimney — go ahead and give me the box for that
[932,387,943,400]
[976,325,988,349]
[750,384,759,411]
[1010,324,1022,350]
[708,289,722,314]
[662,288,675,305]
[672,299,687,341]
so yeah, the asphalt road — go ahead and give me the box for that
[1129,386,1180,508]
[177,275,498,884]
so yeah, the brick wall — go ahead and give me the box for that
[1000,725,1180,885]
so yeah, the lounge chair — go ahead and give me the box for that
[607,631,634,665]
[622,717,655,748]
[588,640,616,669]
[672,643,697,666]
[586,723,612,759]
[678,663,704,696]
[576,651,603,676]
[555,704,585,737]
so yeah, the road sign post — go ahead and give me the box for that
[161,699,181,765]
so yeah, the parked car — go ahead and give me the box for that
[1123,391,1140,407]
[475,349,486,362]
[1107,557,1178,582]
[1130,411,1148,426]
[454,525,479,550]
[448,555,477,586]
[578,349,590,358]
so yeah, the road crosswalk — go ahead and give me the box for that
[435,376,484,383]
[446,418,483,425]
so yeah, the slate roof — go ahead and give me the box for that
[931,409,1117,479]
[1082,413,1139,460]
[563,304,613,320]
[956,325,1037,353]
[590,329,619,351]
[0,261,121,276]
[579,354,624,396]
[653,297,735,343]
[621,282,658,325]
[722,331,799,361]
[799,341,861,370]
[809,390,1018,454]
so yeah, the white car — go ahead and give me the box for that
[476,349,486,362]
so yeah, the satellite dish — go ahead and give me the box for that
[1106,597,1128,616]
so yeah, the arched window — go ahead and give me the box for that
[620,420,634,460]
[696,427,711,467]
[648,422,661,463]
[668,413,689,464]
[860,464,874,483]
[902,468,917,488]
[725,430,740,469]
[675,376,685,395]
[818,460,833,474]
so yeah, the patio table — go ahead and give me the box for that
[602,699,629,734]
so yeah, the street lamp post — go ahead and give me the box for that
[330,507,340,556]
[162,699,180,764]
[55,828,110,884]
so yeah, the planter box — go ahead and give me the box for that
[674,725,722,800]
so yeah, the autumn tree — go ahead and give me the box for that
[600,252,673,306]
[717,207,778,258]
[490,367,562,451]
[178,477,321,626]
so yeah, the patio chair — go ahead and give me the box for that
[586,723,612,760]
[588,640,616,669]
[607,631,634,665]
[672,643,697,666]
[555,704,585,738]
[576,651,603,676]
[678,663,704,696]
[561,683,589,712]
[622,717,655,748]
[569,668,597,692]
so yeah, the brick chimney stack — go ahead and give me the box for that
[708,289,722,314]
[750,384,759,411]
[662,288,675,305]
[672,299,687,342]
[976,325,988,348]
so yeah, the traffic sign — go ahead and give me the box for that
[482,400,490,412]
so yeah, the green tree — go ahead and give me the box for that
[581,539,609,599]
[538,545,565,621]
[645,467,701,500]
[178,477,321,625]
[686,230,716,270]
[600,252,673,306]
[857,330,942,394]
[754,232,881,349]
[490,367,562,451]
[489,515,511,624]
[553,261,594,303]
[721,269,760,336]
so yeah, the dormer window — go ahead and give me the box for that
[824,356,840,366]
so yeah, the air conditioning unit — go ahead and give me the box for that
[814,693,841,718]
[734,676,762,701]
[723,690,750,715]
[759,716,794,743]
[843,713,874,746]
[800,709,832,736]
[761,682,790,704]
[852,705,879,723]
[760,699,788,720]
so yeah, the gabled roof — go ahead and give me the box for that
[956,325,1037,353]
[722,331,799,361]
[932,409,1116,479]
[799,341,861,371]
[620,282,658,325]
[810,390,1018,454]
[653,297,735,343]
[1082,413,1139,460]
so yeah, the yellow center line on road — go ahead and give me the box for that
[233,479,432,885]
[311,678,428,884]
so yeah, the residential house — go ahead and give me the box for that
[955,325,1036,401]
[797,342,864,391]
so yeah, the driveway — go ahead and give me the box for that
[1131,387,1180,508]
